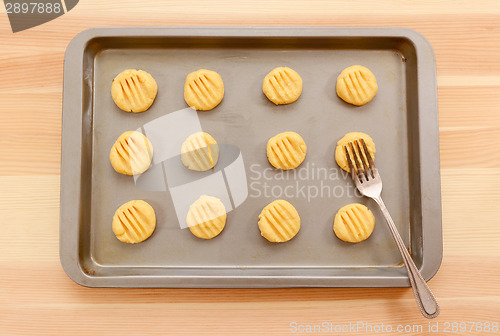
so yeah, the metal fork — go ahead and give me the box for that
[344,138,440,319]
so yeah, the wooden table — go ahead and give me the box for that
[1,1,499,334]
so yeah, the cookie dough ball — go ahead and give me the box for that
[263,67,303,105]
[111,69,158,112]
[186,195,227,239]
[181,132,219,171]
[258,200,300,243]
[112,200,156,244]
[184,69,224,111]
[110,131,153,175]
[336,65,378,106]
[334,203,375,243]
[267,131,307,170]
[335,132,375,173]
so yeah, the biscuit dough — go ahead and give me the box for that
[334,203,375,243]
[258,200,300,243]
[112,200,156,244]
[109,131,153,175]
[186,195,227,239]
[335,132,375,173]
[181,132,219,171]
[111,69,158,112]
[184,69,224,110]
[262,67,303,105]
[267,131,307,170]
[336,65,378,106]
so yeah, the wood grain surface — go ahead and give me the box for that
[1,1,500,335]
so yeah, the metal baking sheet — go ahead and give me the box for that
[60,27,442,287]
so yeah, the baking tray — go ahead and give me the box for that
[60,27,442,287]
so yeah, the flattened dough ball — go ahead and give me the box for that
[181,132,219,171]
[334,203,375,243]
[258,200,300,243]
[184,69,224,110]
[336,65,378,106]
[109,131,153,175]
[111,69,158,112]
[267,131,307,170]
[262,67,303,105]
[335,132,375,173]
[186,195,227,239]
[112,200,156,244]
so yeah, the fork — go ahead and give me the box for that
[344,138,440,319]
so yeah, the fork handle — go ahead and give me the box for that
[373,196,440,319]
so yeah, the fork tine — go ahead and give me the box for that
[344,144,359,182]
[355,139,370,176]
[344,144,361,186]
[360,138,377,177]
[348,141,363,174]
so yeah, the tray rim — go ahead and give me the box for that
[60,26,442,288]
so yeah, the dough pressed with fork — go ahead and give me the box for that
[336,65,378,106]
[334,203,375,243]
[267,131,307,170]
[181,132,219,171]
[112,200,156,244]
[262,67,303,105]
[186,195,227,239]
[111,69,158,112]
[184,69,224,110]
[335,132,375,173]
[109,131,153,175]
[258,200,300,243]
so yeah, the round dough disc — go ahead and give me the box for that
[334,203,375,243]
[336,65,378,106]
[109,131,153,175]
[111,69,158,113]
[267,131,307,170]
[258,200,300,243]
[184,69,224,111]
[262,67,303,105]
[186,195,227,239]
[112,200,156,244]
[181,132,219,171]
